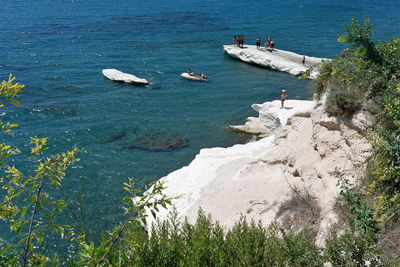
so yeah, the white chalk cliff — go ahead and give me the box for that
[146,96,372,244]
[223,45,327,79]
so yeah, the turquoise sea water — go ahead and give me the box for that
[1,0,400,239]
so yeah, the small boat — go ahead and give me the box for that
[180,72,208,81]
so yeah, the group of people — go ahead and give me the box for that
[233,35,275,51]
[256,36,275,51]
[233,35,288,107]
[233,35,245,48]
[187,69,207,79]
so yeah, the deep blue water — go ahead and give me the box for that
[1,0,399,239]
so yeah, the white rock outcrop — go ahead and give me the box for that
[228,117,270,137]
[224,45,327,79]
[146,96,372,245]
[229,100,314,136]
[102,69,149,85]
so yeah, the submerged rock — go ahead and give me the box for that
[122,133,188,152]
[102,69,149,85]
[98,130,127,143]
[98,127,139,144]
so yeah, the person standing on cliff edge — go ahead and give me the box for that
[281,89,288,109]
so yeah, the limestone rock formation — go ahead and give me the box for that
[229,100,314,135]
[146,95,372,245]
[102,69,149,85]
[228,117,270,137]
[223,45,327,79]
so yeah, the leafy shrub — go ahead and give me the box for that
[325,175,383,266]
[368,84,400,223]
[104,209,324,267]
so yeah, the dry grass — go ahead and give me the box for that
[379,225,400,260]
[276,188,321,233]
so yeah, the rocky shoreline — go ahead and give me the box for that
[146,94,372,244]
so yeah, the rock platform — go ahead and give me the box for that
[223,45,327,79]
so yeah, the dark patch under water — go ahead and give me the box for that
[121,133,188,152]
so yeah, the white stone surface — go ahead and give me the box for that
[145,96,372,245]
[223,45,327,78]
[146,136,274,228]
[228,117,270,137]
[252,100,314,133]
[102,69,149,85]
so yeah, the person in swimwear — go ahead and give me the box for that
[281,89,288,109]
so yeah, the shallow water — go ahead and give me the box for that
[1,0,399,238]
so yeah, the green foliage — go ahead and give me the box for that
[325,173,383,266]
[313,60,333,97]
[368,83,400,223]
[100,209,324,266]
[0,75,81,266]
[315,18,398,116]
[315,17,400,229]
[338,17,382,64]
[0,74,24,106]
[314,53,387,116]
[0,137,80,265]
[74,179,176,266]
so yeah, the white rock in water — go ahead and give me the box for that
[223,45,327,79]
[102,69,149,85]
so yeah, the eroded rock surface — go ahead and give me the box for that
[146,95,372,245]
[223,45,327,78]
[102,69,149,85]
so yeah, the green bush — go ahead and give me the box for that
[368,83,400,223]
[325,176,382,266]
[102,209,324,267]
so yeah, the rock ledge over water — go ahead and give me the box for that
[223,45,327,79]
[146,96,372,245]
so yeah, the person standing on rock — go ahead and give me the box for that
[233,35,237,47]
[281,89,288,109]
[256,37,261,49]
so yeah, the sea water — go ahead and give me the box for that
[1,0,399,240]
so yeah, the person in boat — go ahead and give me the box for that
[187,68,194,76]
[256,37,261,49]
[281,89,289,109]
[200,73,207,79]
